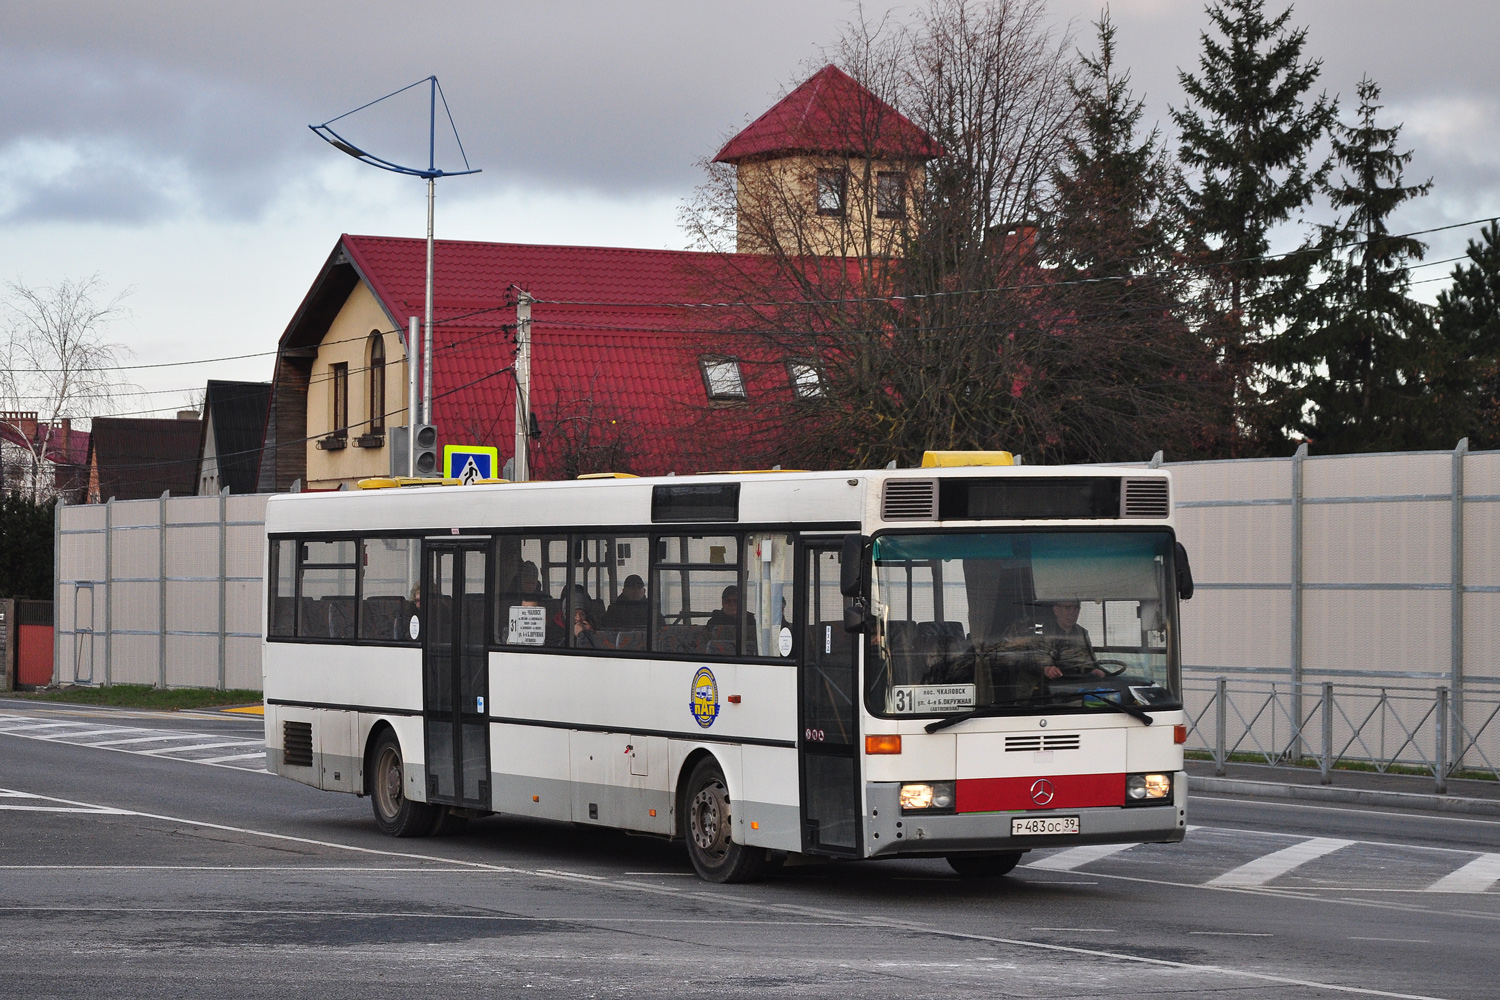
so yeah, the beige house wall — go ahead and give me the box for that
[305,281,410,489]
[734,154,924,257]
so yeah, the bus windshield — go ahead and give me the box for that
[867,531,1180,717]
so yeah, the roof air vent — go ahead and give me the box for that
[882,479,939,520]
[1121,478,1170,518]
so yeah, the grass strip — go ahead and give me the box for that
[10,685,262,711]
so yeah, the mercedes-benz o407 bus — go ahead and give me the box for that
[262,457,1193,882]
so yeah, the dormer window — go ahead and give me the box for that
[788,360,826,399]
[876,172,905,219]
[816,170,847,216]
[701,358,747,399]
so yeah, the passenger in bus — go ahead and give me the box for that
[518,593,566,646]
[1003,600,1105,679]
[706,585,756,651]
[571,606,600,648]
[600,574,649,630]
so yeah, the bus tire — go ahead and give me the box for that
[369,730,437,838]
[428,807,469,836]
[945,851,1023,878]
[683,758,774,884]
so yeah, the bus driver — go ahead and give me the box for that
[1005,599,1106,679]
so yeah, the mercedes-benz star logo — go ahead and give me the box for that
[1029,778,1055,806]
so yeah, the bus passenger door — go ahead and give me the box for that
[422,541,491,810]
[798,541,861,856]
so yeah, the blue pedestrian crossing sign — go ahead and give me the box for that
[443,445,500,484]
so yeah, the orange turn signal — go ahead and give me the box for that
[1174,724,1188,745]
[865,734,902,755]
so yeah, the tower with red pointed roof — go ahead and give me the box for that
[714,65,943,256]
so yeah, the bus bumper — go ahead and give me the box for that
[863,771,1187,858]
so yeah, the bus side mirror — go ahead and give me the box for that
[1175,542,1194,600]
[840,534,867,597]
[844,603,869,634]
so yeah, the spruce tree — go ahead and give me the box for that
[1263,77,1433,452]
[1430,222,1500,448]
[1045,11,1231,461]
[1172,0,1334,399]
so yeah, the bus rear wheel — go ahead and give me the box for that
[946,851,1024,878]
[369,730,437,837]
[683,758,778,883]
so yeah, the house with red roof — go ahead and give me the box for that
[0,413,89,501]
[257,66,943,490]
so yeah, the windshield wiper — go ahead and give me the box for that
[924,689,1155,733]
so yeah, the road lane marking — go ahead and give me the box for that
[0,784,1456,1000]
[1028,926,1116,932]
[1189,931,1272,936]
[36,728,146,740]
[1026,843,1137,871]
[1352,937,1431,943]
[0,805,132,813]
[1208,837,1355,887]
[1426,853,1500,893]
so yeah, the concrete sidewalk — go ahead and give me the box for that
[1186,757,1500,816]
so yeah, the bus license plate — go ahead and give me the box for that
[1012,815,1080,836]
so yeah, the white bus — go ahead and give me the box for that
[262,456,1193,882]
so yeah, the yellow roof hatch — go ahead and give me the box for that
[920,450,1014,468]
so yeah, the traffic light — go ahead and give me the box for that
[413,424,438,477]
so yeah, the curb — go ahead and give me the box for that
[1188,775,1500,817]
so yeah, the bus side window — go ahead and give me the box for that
[359,537,419,643]
[298,539,357,641]
[495,535,567,647]
[743,533,795,658]
[573,535,649,651]
[654,535,741,657]
[268,539,296,638]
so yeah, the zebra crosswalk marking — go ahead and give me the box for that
[1426,853,1500,893]
[0,713,266,773]
[1206,837,1355,887]
[1026,842,1138,871]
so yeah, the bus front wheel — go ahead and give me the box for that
[946,851,1024,878]
[683,758,778,883]
[370,730,437,837]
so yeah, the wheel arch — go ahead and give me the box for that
[673,747,722,839]
[362,719,399,797]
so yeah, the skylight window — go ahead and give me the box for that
[701,358,747,400]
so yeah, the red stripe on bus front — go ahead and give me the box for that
[956,773,1126,812]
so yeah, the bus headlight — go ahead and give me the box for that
[1125,772,1172,804]
[900,781,954,812]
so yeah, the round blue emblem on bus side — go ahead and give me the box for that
[690,667,719,728]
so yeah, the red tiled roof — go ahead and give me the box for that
[339,235,779,478]
[714,64,943,164]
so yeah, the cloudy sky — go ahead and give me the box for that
[2,0,1497,418]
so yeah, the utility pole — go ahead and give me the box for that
[513,291,533,482]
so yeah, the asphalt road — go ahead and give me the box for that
[2,697,1497,999]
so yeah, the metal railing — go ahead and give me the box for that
[1182,678,1500,794]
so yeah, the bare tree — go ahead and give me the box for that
[680,0,1102,468]
[0,276,129,501]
